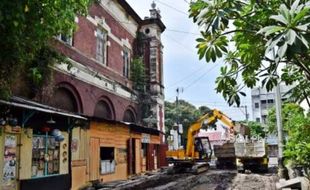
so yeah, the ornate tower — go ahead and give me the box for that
[139,2,166,142]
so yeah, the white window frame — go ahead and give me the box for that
[123,48,130,78]
[57,33,73,46]
[100,147,115,175]
[96,28,108,66]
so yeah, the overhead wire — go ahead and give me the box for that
[183,64,219,90]
[154,0,189,16]
[166,29,200,36]
[165,64,209,89]
[163,33,196,53]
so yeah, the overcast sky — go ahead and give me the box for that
[126,0,252,121]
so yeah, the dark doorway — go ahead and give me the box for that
[127,138,136,175]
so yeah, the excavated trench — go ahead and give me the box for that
[94,169,278,190]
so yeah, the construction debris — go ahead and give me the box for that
[276,177,310,190]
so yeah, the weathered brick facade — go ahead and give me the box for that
[48,1,165,131]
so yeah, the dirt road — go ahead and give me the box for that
[96,169,278,190]
[150,170,278,190]
[192,171,278,190]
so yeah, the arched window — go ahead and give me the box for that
[52,87,78,113]
[94,100,113,120]
[123,109,136,123]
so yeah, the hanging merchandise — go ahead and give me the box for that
[51,129,64,142]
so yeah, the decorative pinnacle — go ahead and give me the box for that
[151,1,156,9]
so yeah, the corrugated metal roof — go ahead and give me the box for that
[0,96,87,120]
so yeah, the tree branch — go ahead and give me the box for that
[303,90,310,108]
[221,29,256,36]
[293,55,310,80]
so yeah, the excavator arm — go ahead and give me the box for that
[166,108,235,174]
[185,109,234,158]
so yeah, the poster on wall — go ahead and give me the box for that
[117,148,127,164]
[3,135,17,189]
[141,133,150,143]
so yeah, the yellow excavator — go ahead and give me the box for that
[166,109,235,174]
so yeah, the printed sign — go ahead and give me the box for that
[3,135,17,189]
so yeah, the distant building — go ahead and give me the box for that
[251,85,293,124]
[198,125,231,148]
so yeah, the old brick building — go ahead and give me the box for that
[0,1,166,190]
[48,0,165,133]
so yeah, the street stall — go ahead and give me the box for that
[0,97,87,190]
[84,118,163,185]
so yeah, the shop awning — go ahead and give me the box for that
[0,96,87,120]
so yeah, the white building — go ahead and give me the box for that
[251,85,293,124]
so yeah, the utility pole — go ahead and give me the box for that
[235,105,249,121]
[244,105,249,121]
[275,84,288,179]
[175,87,184,123]
[175,87,183,147]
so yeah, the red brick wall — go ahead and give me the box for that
[89,4,135,44]
[88,4,135,75]
[108,37,123,74]
[52,40,133,89]
[61,3,137,85]
[74,16,97,59]
[50,2,143,121]
[53,71,139,121]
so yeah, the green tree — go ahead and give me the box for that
[267,103,310,171]
[284,115,310,170]
[164,100,211,139]
[0,0,91,98]
[267,103,305,133]
[189,0,310,106]
[245,121,266,138]
[198,105,211,114]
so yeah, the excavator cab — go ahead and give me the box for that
[194,137,212,161]
[166,136,212,174]
[166,109,234,174]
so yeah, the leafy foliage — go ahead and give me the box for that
[245,121,266,138]
[267,103,310,168]
[131,57,146,92]
[0,0,91,98]
[267,103,305,133]
[189,0,310,106]
[284,115,310,168]
[165,100,211,138]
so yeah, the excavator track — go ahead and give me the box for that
[191,163,209,174]
[167,162,209,175]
